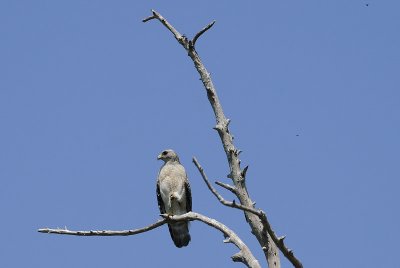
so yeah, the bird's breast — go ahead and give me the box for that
[158,164,186,194]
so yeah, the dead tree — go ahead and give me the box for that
[38,10,302,268]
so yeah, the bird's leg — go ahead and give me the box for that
[168,193,178,215]
[169,193,181,202]
[170,193,184,215]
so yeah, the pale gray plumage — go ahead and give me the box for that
[156,149,192,248]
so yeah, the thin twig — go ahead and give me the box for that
[142,15,156,23]
[38,212,261,268]
[215,181,237,194]
[192,20,216,47]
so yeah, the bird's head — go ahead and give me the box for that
[157,149,180,163]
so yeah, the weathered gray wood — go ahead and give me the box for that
[38,212,261,268]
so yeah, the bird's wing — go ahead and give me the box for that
[156,179,166,214]
[185,179,192,212]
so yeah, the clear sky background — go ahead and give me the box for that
[1,1,399,267]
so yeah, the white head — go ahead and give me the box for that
[157,149,180,163]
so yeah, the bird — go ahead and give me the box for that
[156,149,192,248]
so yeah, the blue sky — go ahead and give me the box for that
[1,1,399,267]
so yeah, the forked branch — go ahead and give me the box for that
[193,157,303,268]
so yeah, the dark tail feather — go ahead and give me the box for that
[168,222,191,248]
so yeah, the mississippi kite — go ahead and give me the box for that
[156,149,192,248]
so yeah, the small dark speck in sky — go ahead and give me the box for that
[365,3,369,6]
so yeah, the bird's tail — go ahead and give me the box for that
[168,222,191,248]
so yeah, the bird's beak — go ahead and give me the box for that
[157,154,162,160]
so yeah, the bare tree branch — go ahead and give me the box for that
[38,219,166,236]
[38,212,261,268]
[142,10,188,48]
[143,10,287,268]
[215,181,237,194]
[164,212,261,268]
[191,20,216,47]
[193,157,303,268]
[142,14,156,23]
[193,157,258,215]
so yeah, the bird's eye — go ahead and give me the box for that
[162,151,168,155]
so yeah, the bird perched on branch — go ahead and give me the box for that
[156,149,192,247]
